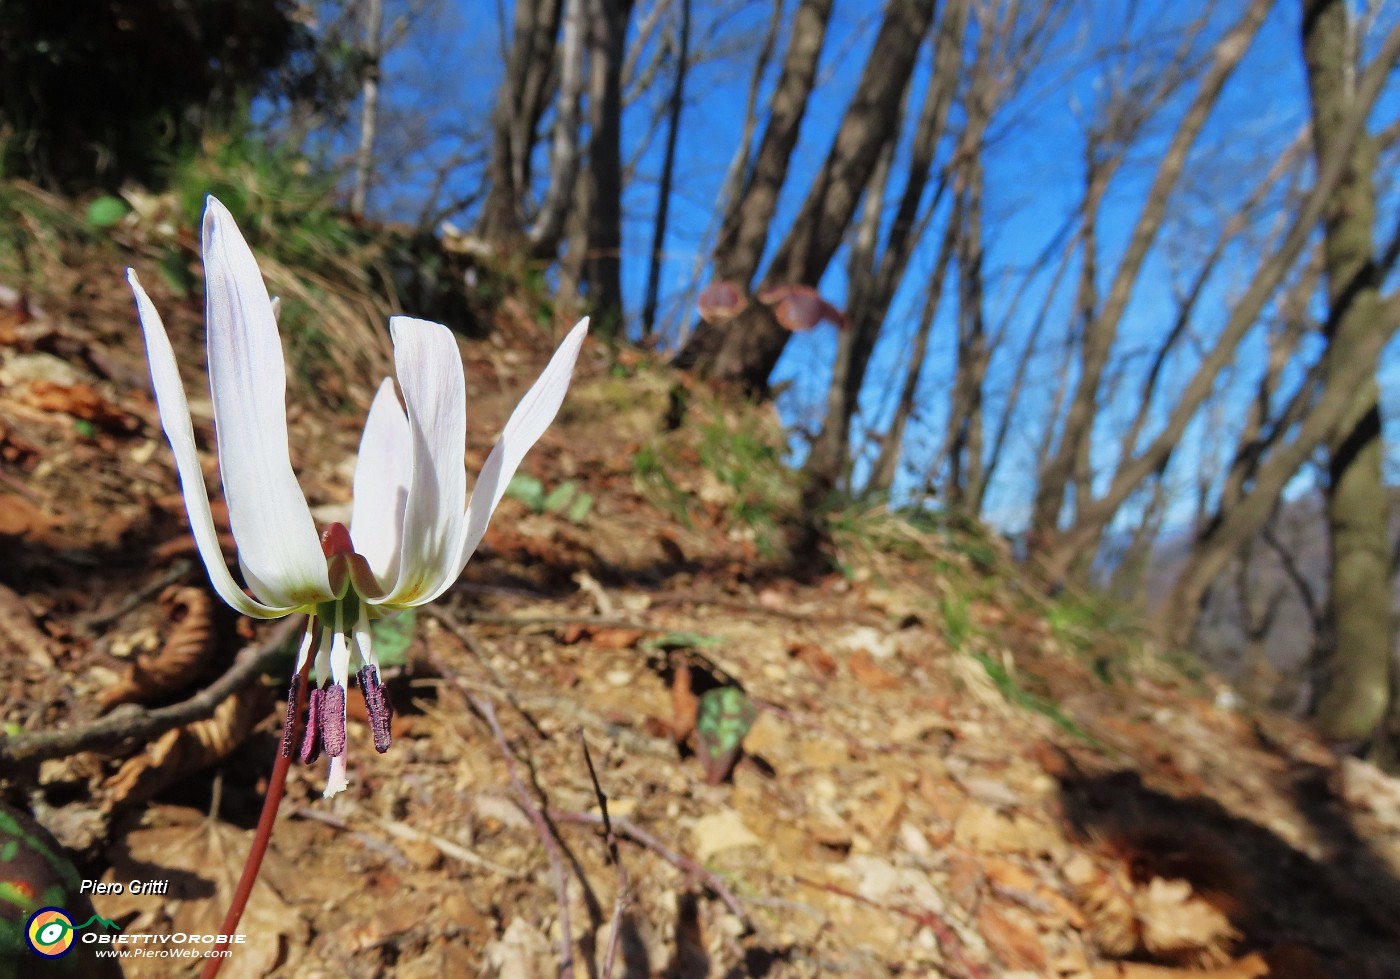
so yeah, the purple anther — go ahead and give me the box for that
[300,686,324,764]
[357,665,394,754]
[319,684,347,757]
[281,678,300,759]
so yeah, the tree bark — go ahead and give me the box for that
[642,0,690,338]
[1035,10,1400,588]
[580,0,635,337]
[350,0,384,218]
[1302,0,1393,749]
[684,0,937,393]
[1029,0,1273,548]
[481,0,564,241]
[527,0,585,256]
[805,0,968,494]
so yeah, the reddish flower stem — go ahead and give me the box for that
[202,622,314,979]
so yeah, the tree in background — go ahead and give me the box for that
[0,0,312,190]
[1302,0,1396,752]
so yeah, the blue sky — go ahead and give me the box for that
[338,0,1400,538]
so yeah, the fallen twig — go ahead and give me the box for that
[0,616,301,770]
[473,692,576,979]
[549,808,752,930]
[579,728,630,979]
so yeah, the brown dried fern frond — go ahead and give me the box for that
[103,680,270,809]
[101,586,216,710]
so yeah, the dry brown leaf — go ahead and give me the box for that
[1066,840,1240,968]
[104,681,270,809]
[849,649,902,690]
[1135,876,1238,966]
[0,581,59,668]
[93,810,307,979]
[789,641,838,678]
[101,585,216,710]
[23,379,135,432]
[671,659,698,743]
[1090,952,1268,978]
[0,420,40,466]
[977,904,1047,972]
[0,491,64,540]
[589,626,645,649]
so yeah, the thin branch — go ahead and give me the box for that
[474,693,576,979]
[0,616,302,769]
[548,808,751,927]
[578,728,630,979]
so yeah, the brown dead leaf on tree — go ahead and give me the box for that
[101,585,216,710]
[104,681,270,809]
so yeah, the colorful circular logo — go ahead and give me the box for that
[25,906,75,958]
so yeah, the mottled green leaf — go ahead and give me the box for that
[370,609,416,669]
[695,687,757,785]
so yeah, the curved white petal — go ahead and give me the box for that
[350,378,412,589]
[128,269,294,619]
[381,318,467,605]
[202,197,331,608]
[417,317,589,607]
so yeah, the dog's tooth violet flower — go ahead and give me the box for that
[128,196,588,797]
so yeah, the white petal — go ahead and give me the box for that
[422,317,588,607]
[350,378,411,589]
[202,197,331,608]
[381,318,467,605]
[128,269,293,619]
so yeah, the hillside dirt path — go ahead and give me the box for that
[3,252,1400,978]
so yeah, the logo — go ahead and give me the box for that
[24,907,121,958]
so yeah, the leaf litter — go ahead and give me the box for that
[1,213,1400,978]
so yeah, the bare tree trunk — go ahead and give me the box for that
[1029,0,1273,550]
[1153,13,1400,648]
[867,207,960,495]
[527,0,585,256]
[350,0,385,218]
[805,0,969,495]
[683,0,937,392]
[673,0,783,346]
[712,0,834,288]
[642,0,690,338]
[580,0,634,336]
[481,0,564,240]
[945,167,989,511]
[1034,9,1400,588]
[1302,0,1393,750]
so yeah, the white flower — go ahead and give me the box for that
[128,196,588,797]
